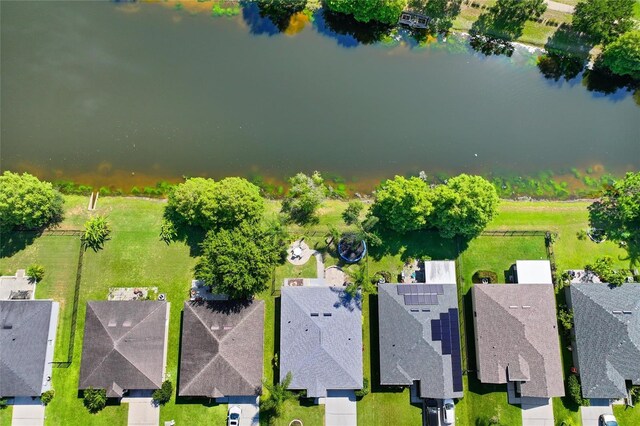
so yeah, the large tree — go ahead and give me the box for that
[573,0,635,44]
[325,0,407,25]
[432,174,499,239]
[166,177,264,230]
[588,172,640,262]
[194,222,286,299]
[0,171,64,231]
[600,31,640,79]
[370,176,434,233]
[281,172,326,225]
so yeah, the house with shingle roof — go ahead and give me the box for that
[279,286,362,399]
[472,283,564,398]
[79,301,169,397]
[378,280,463,399]
[179,300,265,398]
[0,300,59,397]
[568,283,640,400]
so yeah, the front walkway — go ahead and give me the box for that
[11,398,45,426]
[228,396,259,426]
[325,390,357,426]
[521,397,554,426]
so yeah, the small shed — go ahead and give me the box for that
[515,260,553,284]
[398,11,430,29]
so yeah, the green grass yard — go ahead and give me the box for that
[1,196,637,425]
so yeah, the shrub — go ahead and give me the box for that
[83,387,107,413]
[41,389,55,406]
[152,380,172,405]
[576,229,587,240]
[567,375,588,406]
[557,305,574,336]
[342,200,365,226]
[0,398,7,409]
[355,378,370,398]
[27,264,45,283]
[82,216,111,252]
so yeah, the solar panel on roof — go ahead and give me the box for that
[449,307,463,392]
[431,319,441,341]
[441,313,451,355]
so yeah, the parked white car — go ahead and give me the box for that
[598,414,618,426]
[227,405,241,426]
[442,399,455,425]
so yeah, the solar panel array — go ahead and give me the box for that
[397,284,444,295]
[430,308,464,393]
[398,284,444,306]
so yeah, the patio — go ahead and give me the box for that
[0,269,35,300]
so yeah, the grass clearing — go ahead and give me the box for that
[1,196,634,425]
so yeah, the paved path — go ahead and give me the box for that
[581,402,613,426]
[287,239,325,279]
[314,252,325,279]
[521,397,554,426]
[11,398,45,426]
[228,396,259,426]
[126,397,159,426]
[545,0,575,13]
[325,390,357,426]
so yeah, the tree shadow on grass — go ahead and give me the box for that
[0,230,42,259]
[368,228,465,262]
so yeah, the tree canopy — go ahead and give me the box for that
[588,172,640,263]
[585,256,627,286]
[573,0,635,44]
[600,31,640,79]
[82,216,111,252]
[325,0,407,25]
[166,177,264,230]
[281,172,327,225]
[471,0,547,41]
[194,222,286,299]
[370,176,434,233]
[0,171,64,231]
[432,174,500,239]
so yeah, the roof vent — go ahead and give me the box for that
[410,309,419,312]
[2,324,12,330]
[509,305,518,309]
[323,313,332,317]
[108,320,117,327]
[522,306,531,309]
[223,326,233,330]
[310,313,319,317]
[623,311,632,314]
[122,320,132,327]
[613,310,623,314]
[211,325,220,330]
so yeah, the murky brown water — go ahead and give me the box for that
[1,1,638,189]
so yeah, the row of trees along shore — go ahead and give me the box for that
[1,170,638,298]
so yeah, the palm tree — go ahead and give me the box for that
[345,264,375,297]
[261,372,297,418]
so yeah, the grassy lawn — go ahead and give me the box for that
[0,406,13,425]
[1,196,634,425]
[614,404,640,426]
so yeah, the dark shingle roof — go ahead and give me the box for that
[569,284,640,399]
[472,284,564,398]
[279,287,362,398]
[378,283,463,399]
[79,301,168,397]
[0,301,56,397]
[179,300,265,398]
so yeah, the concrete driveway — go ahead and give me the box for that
[325,390,357,426]
[228,396,260,426]
[581,400,613,426]
[126,397,159,426]
[11,398,45,426]
[521,397,554,426]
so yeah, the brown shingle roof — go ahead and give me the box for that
[178,300,265,398]
[472,284,564,398]
[79,301,168,397]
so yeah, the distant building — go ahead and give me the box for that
[0,300,59,397]
[378,261,463,399]
[568,284,640,400]
[78,301,169,397]
[279,286,362,399]
[178,300,265,399]
[398,10,430,29]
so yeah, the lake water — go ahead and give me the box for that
[1,1,638,190]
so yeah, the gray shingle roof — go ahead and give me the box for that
[378,283,463,399]
[472,284,564,398]
[0,301,56,397]
[179,300,265,398]
[569,284,640,399]
[279,287,362,398]
[79,301,168,397]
